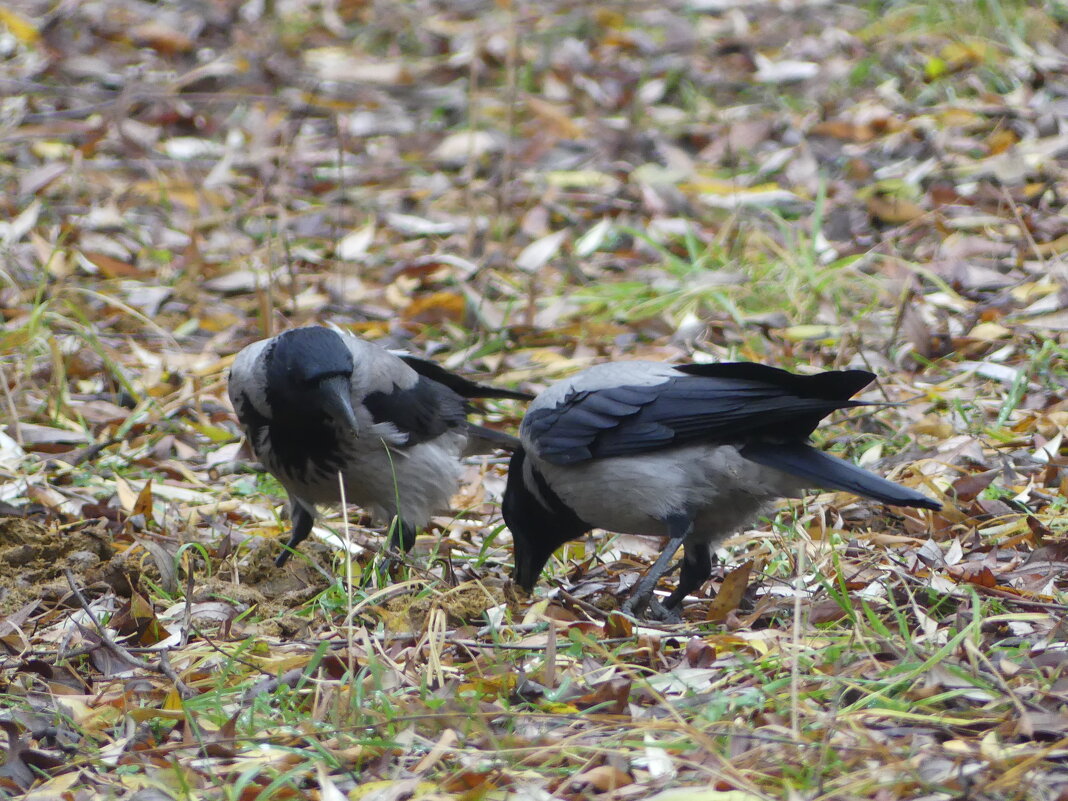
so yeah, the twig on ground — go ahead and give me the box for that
[193,626,274,678]
[64,569,194,698]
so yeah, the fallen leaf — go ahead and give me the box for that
[867,194,925,224]
[572,765,632,792]
[706,560,753,622]
[130,22,195,54]
[516,230,567,273]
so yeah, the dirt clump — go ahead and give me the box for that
[0,517,115,612]
[381,580,505,632]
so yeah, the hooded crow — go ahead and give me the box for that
[228,326,531,566]
[502,361,940,621]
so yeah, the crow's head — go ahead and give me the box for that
[265,328,359,433]
[502,446,590,593]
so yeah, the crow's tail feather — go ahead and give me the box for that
[742,442,940,510]
[464,423,522,455]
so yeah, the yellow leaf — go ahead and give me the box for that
[968,322,1011,341]
[1033,233,1068,257]
[690,178,782,195]
[249,652,318,673]
[938,108,982,127]
[911,415,955,438]
[645,789,765,801]
[191,421,237,443]
[942,38,997,69]
[162,691,186,712]
[737,635,771,656]
[30,141,74,160]
[594,8,625,27]
[458,675,517,695]
[22,772,80,799]
[128,707,186,722]
[941,739,975,755]
[987,127,1018,155]
[527,97,584,139]
[115,475,138,514]
[867,194,925,224]
[198,312,241,333]
[925,56,947,80]
[1010,280,1060,302]
[1023,182,1047,200]
[0,7,39,44]
[349,781,437,800]
[779,325,841,344]
[540,701,581,714]
[0,328,33,351]
[521,598,551,625]
[402,290,466,325]
[53,696,94,724]
[543,169,617,190]
[133,479,154,519]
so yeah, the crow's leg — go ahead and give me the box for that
[662,543,714,616]
[389,518,417,552]
[377,517,418,578]
[275,498,316,567]
[622,513,692,620]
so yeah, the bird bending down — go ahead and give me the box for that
[502,361,940,621]
[228,326,531,566]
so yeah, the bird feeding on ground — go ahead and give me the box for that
[228,326,531,566]
[502,360,940,621]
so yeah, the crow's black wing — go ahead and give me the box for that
[363,376,470,447]
[527,363,874,466]
[399,355,532,401]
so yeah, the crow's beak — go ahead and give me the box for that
[510,529,543,593]
[319,375,360,437]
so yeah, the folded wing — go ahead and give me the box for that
[526,362,876,466]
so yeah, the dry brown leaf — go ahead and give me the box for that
[951,469,998,502]
[573,677,632,715]
[867,194,925,224]
[706,560,754,623]
[811,119,873,142]
[526,96,584,138]
[130,22,195,54]
[572,765,633,792]
[132,479,154,521]
[402,291,466,325]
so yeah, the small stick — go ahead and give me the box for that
[181,562,194,648]
[63,569,194,698]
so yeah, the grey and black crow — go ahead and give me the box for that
[502,361,940,621]
[228,326,531,566]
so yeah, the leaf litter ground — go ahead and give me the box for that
[2,0,1068,799]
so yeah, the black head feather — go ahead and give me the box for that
[265,328,354,413]
[503,446,589,592]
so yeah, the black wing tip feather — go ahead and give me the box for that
[675,362,875,400]
[399,355,532,401]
